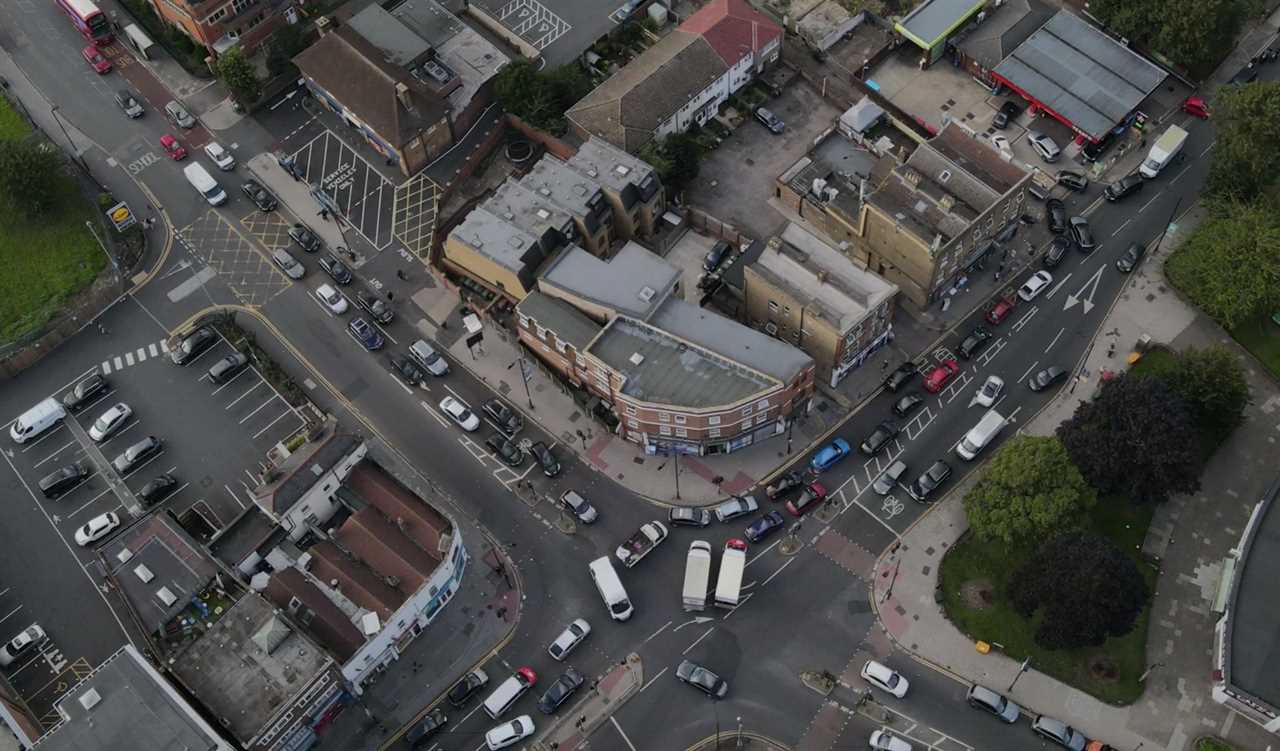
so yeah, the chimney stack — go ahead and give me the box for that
[395,82,414,112]
[316,16,332,35]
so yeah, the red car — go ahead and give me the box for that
[1181,96,1210,119]
[986,297,1016,325]
[81,45,112,74]
[786,481,828,516]
[160,134,187,161]
[922,359,960,393]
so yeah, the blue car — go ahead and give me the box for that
[348,318,384,351]
[745,511,786,543]
[810,438,852,472]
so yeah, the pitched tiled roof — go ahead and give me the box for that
[263,567,365,662]
[335,508,436,593]
[679,0,782,66]
[308,540,404,620]
[346,463,450,557]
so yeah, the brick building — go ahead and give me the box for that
[146,0,293,61]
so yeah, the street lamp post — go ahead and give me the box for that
[1007,656,1031,692]
[84,220,122,292]
[673,450,681,501]
[50,106,95,184]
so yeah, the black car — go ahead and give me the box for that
[1069,216,1097,252]
[1043,236,1070,269]
[538,667,584,714]
[859,421,900,456]
[389,354,426,387]
[992,100,1020,129]
[1046,199,1068,234]
[355,291,394,324]
[481,398,523,437]
[39,463,91,499]
[318,254,352,285]
[1056,170,1088,192]
[447,670,489,708]
[883,363,918,393]
[745,511,786,543]
[1229,65,1259,86]
[1028,365,1068,392]
[347,318,384,351]
[1116,242,1146,273]
[906,459,952,503]
[891,393,924,418]
[958,327,993,360]
[241,179,278,211]
[138,474,179,506]
[703,240,731,272]
[676,659,728,698]
[63,373,109,411]
[1104,174,1144,202]
[1082,129,1117,163]
[668,507,711,527]
[405,707,447,748]
[170,326,218,365]
[112,436,162,474]
[485,433,524,467]
[288,223,322,253]
[530,441,561,477]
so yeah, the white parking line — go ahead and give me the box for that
[21,424,65,453]
[370,318,398,345]
[119,451,165,481]
[253,409,299,440]
[1045,273,1072,299]
[1018,360,1039,382]
[420,401,451,428]
[224,484,247,510]
[225,380,264,409]
[238,396,278,425]
[33,439,78,468]
[609,717,639,751]
[211,367,252,395]
[0,604,23,628]
[762,558,794,587]
[67,485,114,518]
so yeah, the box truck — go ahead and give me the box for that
[682,541,712,612]
[714,539,747,609]
[1139,125,1188,178]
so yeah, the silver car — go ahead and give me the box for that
[966,683,1020,723]
[1031,715,1087,750]
[272,248,305,280]
[714,495,758,522]
[873,460,908,496]
[1027,131,1061,163]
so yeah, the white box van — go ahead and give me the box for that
[10,398,66,444]
[682,541,712,612]
[587,557,633,622]
[183,162,227,206]
[956,409,1005,461]
[482,668,536,719]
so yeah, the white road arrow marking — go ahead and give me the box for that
[1064,266,1105,315]
[673,616,714,632]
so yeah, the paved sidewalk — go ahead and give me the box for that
[530,653,644,751]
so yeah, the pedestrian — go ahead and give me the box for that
[396,269,407,281]
[319,208,330,221]
[96,322,109,335]
[387,290,394,301]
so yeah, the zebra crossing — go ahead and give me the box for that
[100,340,170,375]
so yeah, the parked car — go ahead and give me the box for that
[347,318,384,351]
[859,421,900,455]
[314,284,348,314]
[991,100,1020,129]
[63,373,109,411]
[169,326,217,365]
[207,353,249,384]
[906,459,952,502]
[765,469,805,500]
[891,393,924,417]
[883,363,918,392]
[702,240,731,272]
[1116,241,1146,273]
[1056,170,1088,192]
[966,683,1020,723]
[974,375,1004,408]
[1181,96,1210,119]
[204,142,235,170]
[75,512,120,546]
[288,223,322,253]
[439,396,480,431]
[159,134,187,161]
[1018,270,1053,301]
[114,89,143,118]
[1046,199,1068,234]
[1028,365,1068,392]
[138,473,179,507]
[785,481,828,516]
[755,107,785,134]
[389,354,427,388]
[81,45,111,73]
[88,402,132,442]
[1069,216,1097,252]
[39,463,89,499]
[714,495,759,523]
[0,624,45,667]
[481,398,523,437]
[745,511,786,543]
[241,179,278,211]
[810,437,852,471]
[1104,173,1144,202]
[547,619,590,661]
[872,460,908,496]
[112,436,161,474]
[668,506,711,527]
[869,730,914,751]
[272,248,305,280]
[560,490,598,524]
[530,441,561,477]
[405,707,447,748]
[985,297,1016,326]
[1082,128,1118,162]
[164,100,195,129]
[1043,236,1070,269]
[1032,715,1088,750]
[537,667,584,714]
[318,254,352,285]
[1027,131,1061,162]
[989,133,1012,152]
[484,715,535,750]
[447,669,489,708]
[675,659,728,698]
[485,433,525,467]
[957,327,992,360]
[355,291,394,324]
[860,660,909,698]
[921,359,960,394]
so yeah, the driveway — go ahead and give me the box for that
[692,81,840,243]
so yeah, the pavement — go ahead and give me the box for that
[529,654,644,751]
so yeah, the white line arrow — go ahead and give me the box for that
[673,616,714,632]
[1064,266,1105,315]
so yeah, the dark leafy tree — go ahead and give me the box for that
[962,436,1095,547]
[1008,532,1149,650]
[1091,0,1244,77]
[217,48,261,106]
[493,61,592,135]
[0,140,63,216]
[266,23,311,78]
[1206,82,1280,202]
[1056,374,1201,504]
[640,133,703,193]
[1140,346,1251,447]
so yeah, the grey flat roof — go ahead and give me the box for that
[517,291,603,350]
[101,515,219,635]
[485,181,574,240]
[992,10,1165,141]
[208,506,284,570]
[450,207,543,272]
[388,0,463,48]
[539,243,680,320]
[520,157,603,218]
[34,644,231,751]
[1230,479,1280,708]
[899,0,984,45]
[649,298,812,385]
[348,4,432,68]
[589,317,775,408]
[565,138,655,194]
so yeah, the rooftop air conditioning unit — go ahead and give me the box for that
[629,352,645,366]
[638,286,656,302]
[764,321,779,336]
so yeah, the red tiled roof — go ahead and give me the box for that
[679,0,782,67]
[335,508,437,593]
[308,540,403,620]
[346,464,450,558]
[263,567,366,662]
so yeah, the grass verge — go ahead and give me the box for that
[1195,738,1235,751]
[1230,313,1280,381]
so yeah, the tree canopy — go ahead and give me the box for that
[493,61,593,135]
[1140,346,1251,447]
[217,49,261,106]
[1206,81,1280,202]
[266,23,311,78]
[1090,0,1245,77]
[962,436,1096,547]
[1057,374,1202,503]
[1008,532,1149,650]
[639,132,703,194]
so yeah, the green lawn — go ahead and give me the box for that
[1196,739,1235,751]
[1230,313,1280,381]
[938,501,1157,705]
[0,99,106,344]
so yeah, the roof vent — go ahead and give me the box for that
[573,183,587,196]
[614,164,630,176]
[637,286,656,302]
[507,236,523,249]
[912,200,928,214]
[503,212,515,220]
[539,186,552,197]
[938,193,956,211]
[629,352,645,366]
[78,688,102,711]
[156,587,177,607]
[114,547,133,564]
[133,564,155,582]
[360,611,382,636]
[536,209,551,220]
[587,168,599,177]
[939,169,952,183]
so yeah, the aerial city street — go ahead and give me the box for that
[0,0,1278,749]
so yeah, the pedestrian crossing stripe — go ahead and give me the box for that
[101,339,169,375]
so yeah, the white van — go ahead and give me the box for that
[482,668,535,719]
[183,163,227,206]
[10,398,66,444]
[956,409,1006,461]
[587,557,633,622]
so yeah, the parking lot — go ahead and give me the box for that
[0,585,92,731]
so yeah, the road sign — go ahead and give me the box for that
[106,201,135,232]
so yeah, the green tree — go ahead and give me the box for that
[493,61,590,135]
[1141,346,1251,447]
[1008,532,1149,650]
[1206,81,1280,202]
[266,23,311,78]
[962,436,1096,547]
[639,133,703,193]
[1057,375,1202,504]
[217,49,261,106]
[0,140,63,216]
[1165,199,1280,330]
[1091,0,1244,76]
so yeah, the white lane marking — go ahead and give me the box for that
[135,348,146,361]
[113,356,123,370]
[159,340,169,352]
[1018,360,1039,383]
[148,343,159,357]
[1044,327,1064,353]
[0,604,24,628]
[420,401,450,428]
[1140,194,1160,213]
[762,557,795,587]
[101,360,112,375]
[644,620,671,644]
[638,666,669,694]
[124,352,134,366]
[609,717,639,751]
[682,626,715,655]
[1045,272,1071,299]
[1111,218,1130,236]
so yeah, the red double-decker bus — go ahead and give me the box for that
[55,0,112,46]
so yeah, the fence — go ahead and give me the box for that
[685,206,751,248]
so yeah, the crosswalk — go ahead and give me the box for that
[100,340,169,375]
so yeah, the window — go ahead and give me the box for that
[245,11,265,28]
[659,425,672,436]
[628,418,638,428]
[783,305,791,315]
[708,428,721,438]
[518,314,530,328]
[535,324,547,339]
[741,404,753,417]
[708,415,721,426]
[208,7,227,22]
[674,414,687,425]
[659,411,670,422]
[675,427,688,437]
[757,398,770,409]
[768,301,779,313]
[555,339,567,353]
[231,0,253,13]
[625,405,637,416]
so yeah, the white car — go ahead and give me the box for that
[1017,270,1053,301]
[75,512,120,547]
[88,402,132,442]
[203,142,235,170]
[861,659,909,698]
[485,715,534,749]
[989,133,1011,153]
[0,624,45,667]
[439,396,480,431]
[548,618,590,661]
[314,284,348,314]
[870,729,914,751]
[974,375,1004,408]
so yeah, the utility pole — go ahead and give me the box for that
[1007,656,1031,692]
